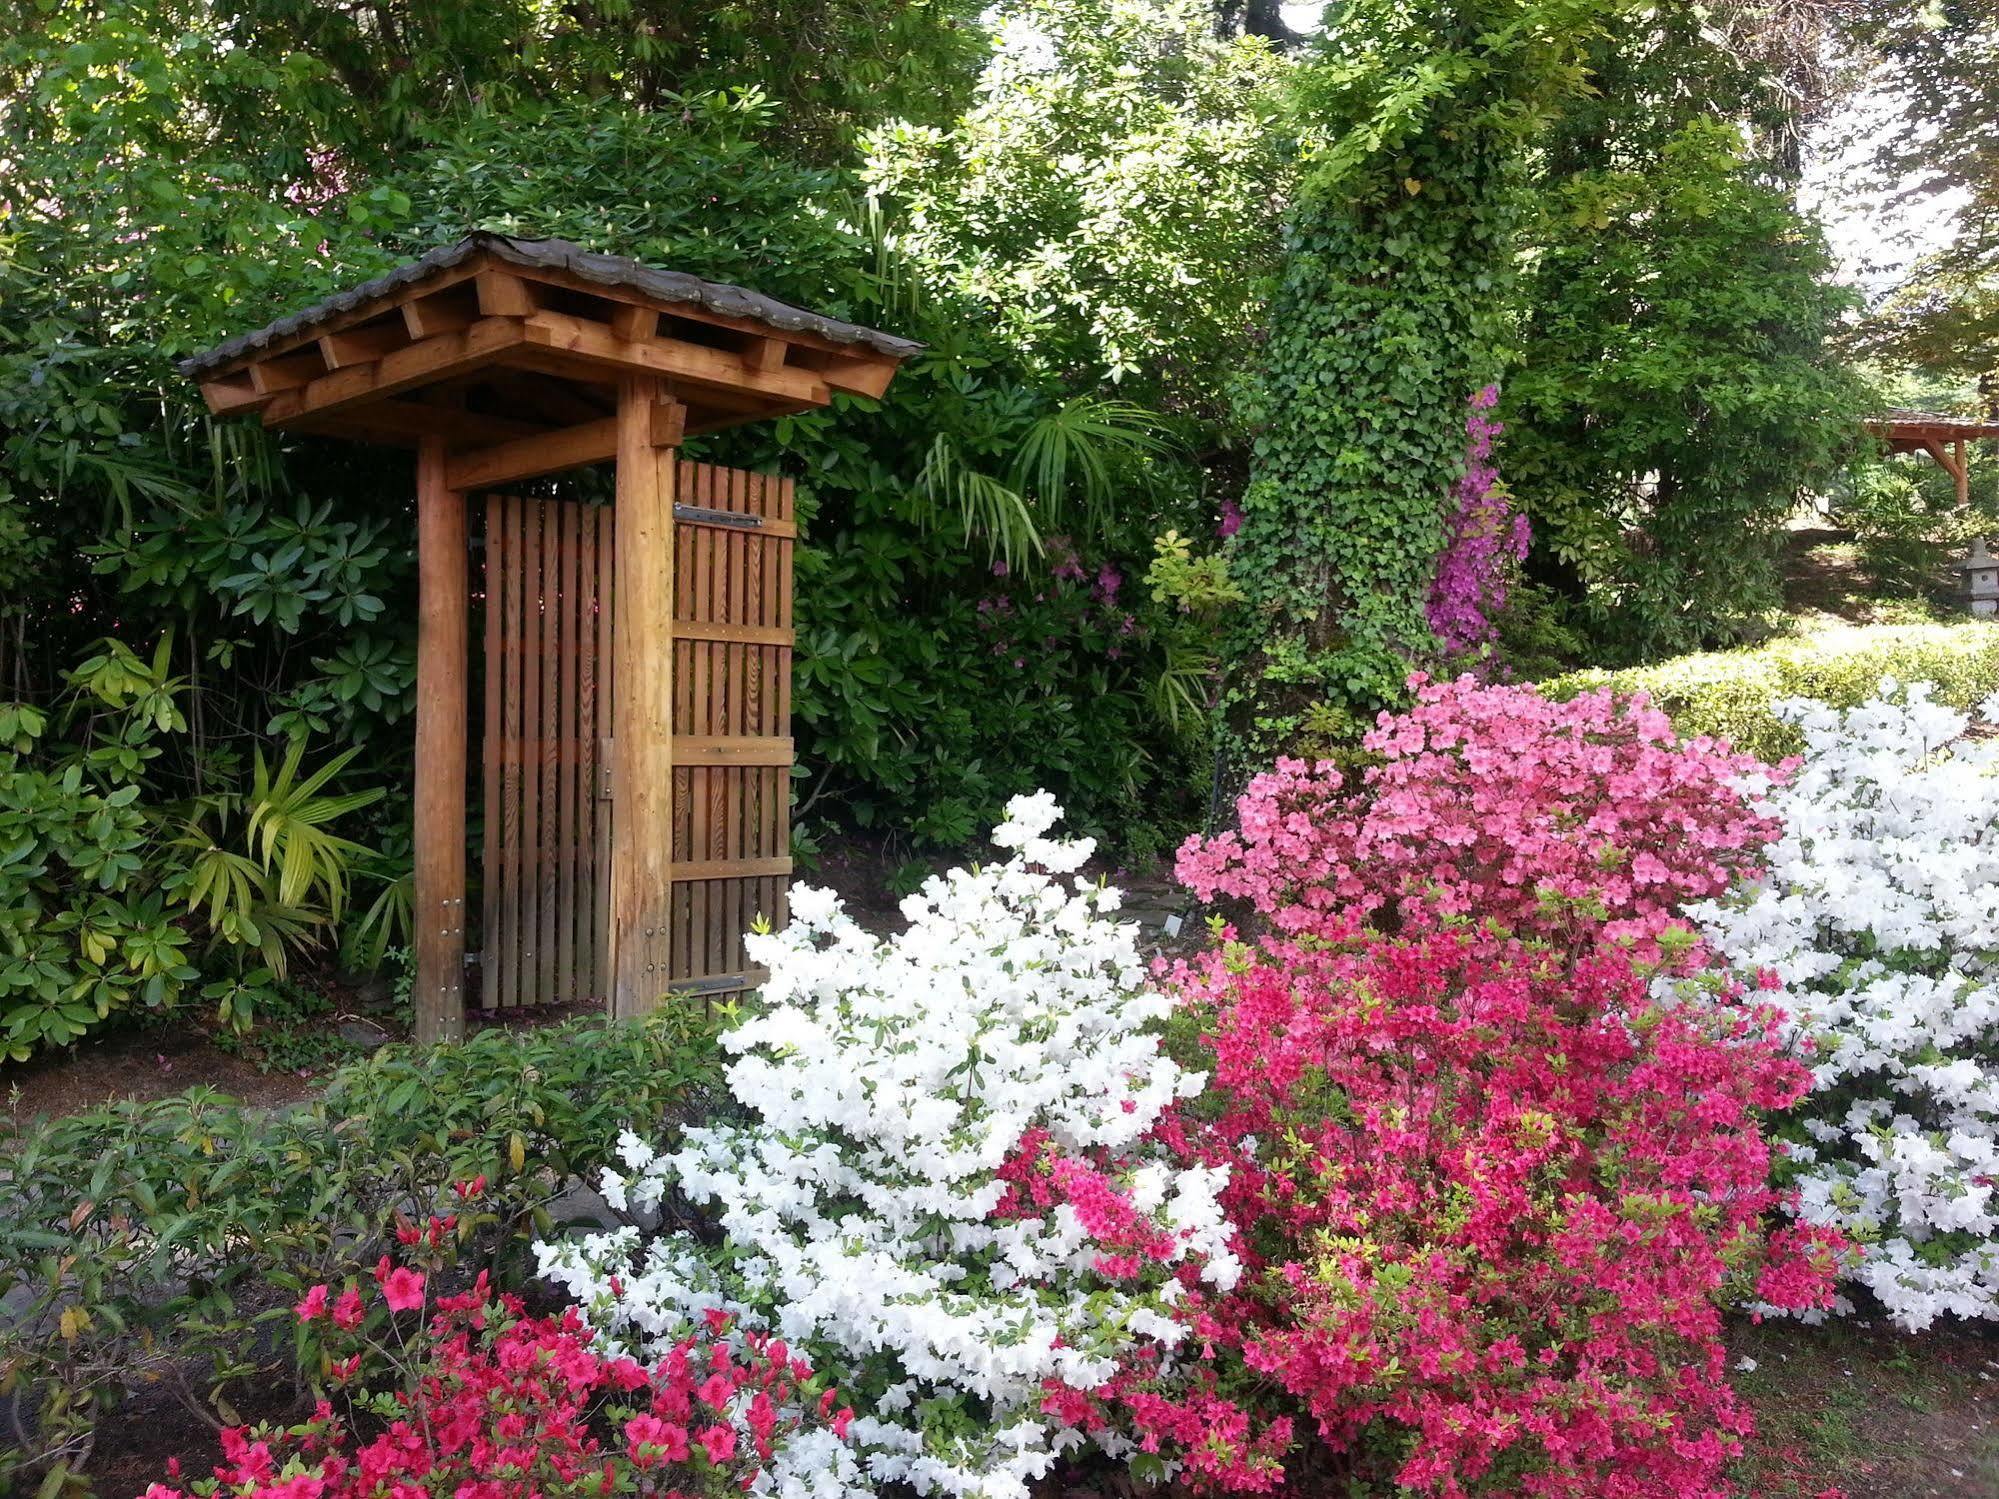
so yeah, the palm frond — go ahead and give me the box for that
[915,436,1045,570]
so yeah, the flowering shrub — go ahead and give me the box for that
[149,1237,850,1499]
[1160,921,1845,1496]
[538,795,1253,1499]
[1687,682,1999,1329]
[1177,675,1781,954]
[1427,385,1528,654]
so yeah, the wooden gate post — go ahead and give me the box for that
[609,377,685,1016]
[413,435,469,1044]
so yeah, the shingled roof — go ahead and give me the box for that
[180,231,920,379]
[181,231,919,449]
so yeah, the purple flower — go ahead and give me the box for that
[991,559,1010,577]
[1428,385,1528,654]
[1217,498,1243,539]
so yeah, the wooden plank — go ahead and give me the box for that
[480,495,502,1012]
[557,502,579,1006]
[574,510,599,1002]
[592,505,615,1001]
[413,437,469,1044]
[538,500,561,1007]
[673,620,792,647]
[521,310,830,406]
[673,736,794,765]
[497,497,520,1011]
[609,378,681,1016]
[519,497,544,1007]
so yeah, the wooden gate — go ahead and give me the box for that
[477,463,793,1012]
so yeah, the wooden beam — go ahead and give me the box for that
[284,401,546,450]
[200,377,272,416]
[610,304,659,342]
[521,310,830,405]
[318,324,411,370]
[413,436,469,1045]
[444,402,682,490]
[1958,438,1971,507]
[1923,436,1969,485]
[505,259,884,361]
[246,351,325,395]
[817,356,902,399]
[260,317,529,427]
[476,271,540,318]
[402,289,479,340]
[608,378,684,1017]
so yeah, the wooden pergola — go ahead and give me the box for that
[180,233,916,1042]
[1866,411,1999,505]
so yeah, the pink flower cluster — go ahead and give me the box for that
[1153,679,1846,1492]
[151,1252,847,1499]
[1159,926,1846,1496]
[1176,674,1781,957]
[1427,385,1528,654]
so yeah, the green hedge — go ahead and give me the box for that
[0,1009,724,1488]
[1540,621,1999,761]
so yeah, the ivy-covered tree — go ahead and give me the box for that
[1223,0,1611,753]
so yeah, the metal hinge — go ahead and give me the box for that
[673,503,763,530]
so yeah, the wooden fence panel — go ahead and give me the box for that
[479,495,608,1010]
[667,462,794,994]
[475,464,791,1013]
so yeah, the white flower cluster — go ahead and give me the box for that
[1686,681,1999,1329]
[538,793,1235,1499]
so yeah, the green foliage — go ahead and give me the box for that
[0,1007,726,1486]
[863,0,1294,413]
[1223,0,1616,758]
[1509,85,1865,659]
[0,640,386,1058]
[389,94,1214,848]
[1842,1,1999,384]
[1540,621,1999,762]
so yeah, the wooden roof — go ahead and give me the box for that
[1866,410,1999,452]
[180,233,919,457]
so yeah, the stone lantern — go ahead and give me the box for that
[1959,538,1999,616]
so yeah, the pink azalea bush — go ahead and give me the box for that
[1156,678,1844,1494]
[148,1231,852,1499]
[1177,674,1783,955]
[1157,925,1845,1497]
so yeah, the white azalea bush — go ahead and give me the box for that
[537,793,1240,1499]
[1687,681,1999,1329]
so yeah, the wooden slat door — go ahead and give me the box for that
[476,464,792,1014]
[480,494,612,1011]
[667,462,794,995]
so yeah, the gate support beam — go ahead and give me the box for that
[413,435,469,1044]
[609,378,686,1016]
